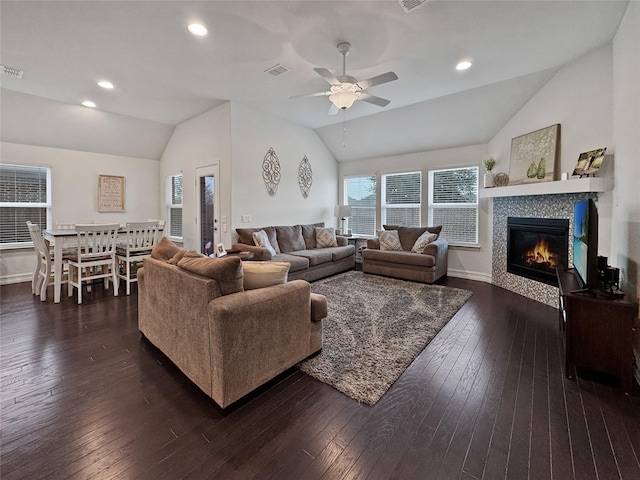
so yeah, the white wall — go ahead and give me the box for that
[230,102,338,232]
[159,101,338,249]
[612,1,639,303]
[339,144,491,282]
[0,141,160,284]
[488,43,615,254]
[159,102,233,249]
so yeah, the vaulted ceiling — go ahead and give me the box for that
[0,1,629,161]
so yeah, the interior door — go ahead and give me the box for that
[195,164,220,256]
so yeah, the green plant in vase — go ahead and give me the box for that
[483,157,496,172]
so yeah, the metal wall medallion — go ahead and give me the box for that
[262,147,281,196]
[298,156,312,199]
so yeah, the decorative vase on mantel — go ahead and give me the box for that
[484,171,495,188]
[482,157,497,188]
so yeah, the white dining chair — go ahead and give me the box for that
[67,223,120,304]
[27,221,69,301]
[116,221,159,295]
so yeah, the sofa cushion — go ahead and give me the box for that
[363,249,436,268]
[383,225,443,250]
[315,227,338,248]
[301,222,324,249]
[377,230,403,251]
[272,253,310,272]
[151,236,182,262]
[289,249,333,266]
[326,245,356,262]
[252,230,277,256]
[242,261,290,290]
[236,226,280,253]
[411,231,438,253]
[177,254,244,295]
[276,225,306,253]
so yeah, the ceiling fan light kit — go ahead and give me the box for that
[291,41,398,114]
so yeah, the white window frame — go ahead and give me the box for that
[0,164,51,249]
[166,172,183,241]
[381,171,421,227]
[428,166,479,246]
[344,175,377,236]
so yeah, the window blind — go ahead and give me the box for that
[382,172,421,227]
[345,176,377,236]
[428,167,478,245]
[0,164,50,245]
[168,174,183,238]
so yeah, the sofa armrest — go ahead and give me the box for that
[207,280,312,407]
[367,238,380,249]
[231,243,273,261]
[423,238,448,277]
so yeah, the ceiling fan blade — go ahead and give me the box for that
[359,93,391,107]
[289,91,330,99]
[357,71,398,90]
[314,67,340,84]
[328,103,340,115]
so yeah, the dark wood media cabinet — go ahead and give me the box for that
[556,268,637,392]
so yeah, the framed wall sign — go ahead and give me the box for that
[98,175,125,212]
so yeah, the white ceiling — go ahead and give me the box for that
[0,1,629,161]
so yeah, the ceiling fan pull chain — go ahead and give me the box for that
[342,110,347,148]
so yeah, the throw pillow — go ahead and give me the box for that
[242,261,290,290]
[315,227,338,248]
[252,230,276,256]
[177,255,243,296]
[151,236,182,262]
[377,230,403,251]
[301,222,324,249]
[411,231,438,252]
[276,225,306,253]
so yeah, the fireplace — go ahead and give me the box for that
[507,217,569,286]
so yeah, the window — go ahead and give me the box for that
[167,173,183,239]
[344,175,376,236]
[382,171,421,227]
[428,166,478,245]
[0,164,50,246]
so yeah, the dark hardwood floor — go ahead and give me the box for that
[1,275,639,479]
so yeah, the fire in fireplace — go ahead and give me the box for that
[507,217,569,286]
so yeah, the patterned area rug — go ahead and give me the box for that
[299,271,473,405]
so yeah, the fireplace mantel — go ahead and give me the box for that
[479,176,607,199]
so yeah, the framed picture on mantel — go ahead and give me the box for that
[509,124,560,186]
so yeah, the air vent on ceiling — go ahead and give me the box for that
[398,0,433,14]
[264,64,289,77]
[1,64,24,79]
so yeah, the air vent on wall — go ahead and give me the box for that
[1,64,24,79]
[264,64,289,77]
[398,0,433,14]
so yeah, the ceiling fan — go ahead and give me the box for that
[291,42,398,115]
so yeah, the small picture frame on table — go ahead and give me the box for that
[216,243,227,257]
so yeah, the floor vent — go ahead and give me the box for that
[1,64,24,79]
[264,64,289,77]
[398,0,432,14]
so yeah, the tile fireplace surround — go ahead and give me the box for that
[492,192,598,307]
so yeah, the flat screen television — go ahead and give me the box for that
[572,198,599,292]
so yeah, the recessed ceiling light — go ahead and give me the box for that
[188,23,208,36]
[82,100,96,108]
[98,80,114,89]
[456,61,473,71]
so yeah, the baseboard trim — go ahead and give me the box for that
[447,268,492,283]
[1,273,31,285]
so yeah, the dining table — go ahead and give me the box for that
[43,225,163,303]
